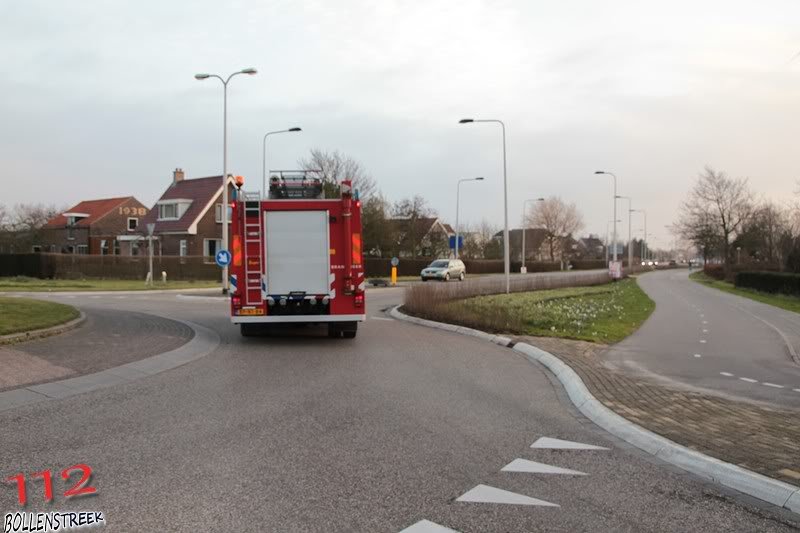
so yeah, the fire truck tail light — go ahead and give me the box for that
[231,296,241,308]
[354,293,364,307]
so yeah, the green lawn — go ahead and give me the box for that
[689,271,800,314]
[0,276,219,292]
[0,297,80,335]
[429,278,655,343]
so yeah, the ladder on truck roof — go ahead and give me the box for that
[242,191,263,305]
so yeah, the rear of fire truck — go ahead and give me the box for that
[229,172,365,338]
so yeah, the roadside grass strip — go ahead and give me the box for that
[0,297,79,335]
[690,272,800,315]
[431,278,654,343]
[0,276,219,292]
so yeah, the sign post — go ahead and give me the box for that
[390,257,399,286]
[146,223,156,286]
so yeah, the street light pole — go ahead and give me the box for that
[262,127,302,198]
[460,118,510,293]
[606,219,621,264]
[632,209,648,262]
[595,171,618,263]
[521,197,545,272]
[455,177,484,259]
[195,68,257,294]
[616,195,632,269]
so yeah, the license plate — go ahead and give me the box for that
[239,308,264,316]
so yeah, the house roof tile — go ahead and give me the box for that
[139,176,224,233]
[44,197,133,228]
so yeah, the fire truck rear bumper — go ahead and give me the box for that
[231,314,366,324]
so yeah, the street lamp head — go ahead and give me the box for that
[289,127,302,132]
[194,73,211,80]
[458,118,474,124]
[594,170,606,175]
[537,197,545,201]
[475,177,485,181]
[240,68,258,75]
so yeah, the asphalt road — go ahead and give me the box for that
[606,269,800,409]
[1,286,798,532]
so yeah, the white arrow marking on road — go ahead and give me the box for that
[739,377,758,383]
[456,484,559,507]
[531,437,609,450]
[720,372,734,377]
[501,458,587,475]
[399,520,460,533]
[763,382,784,389]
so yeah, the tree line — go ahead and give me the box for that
[674,166,800,274]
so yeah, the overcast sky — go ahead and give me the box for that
[2,0,799,249]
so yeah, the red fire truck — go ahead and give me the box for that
[228,172,365,338]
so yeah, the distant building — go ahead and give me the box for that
[388,217,453,258]
[38,197,149,255]
[138,168,235,258]
[576,235,605,260]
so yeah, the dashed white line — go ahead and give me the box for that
[719,372,734,377]
[794,389,800,393]
[763,382,784,389]
[702,329,708,333]
[693,354,702,358]
[456,484,558,507]
[399,520,460,533]
[371,317,393,321]
[699,340,707,344]
[739,377,758,383]
[530,437,609,450]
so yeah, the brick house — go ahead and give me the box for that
[138,169,235,258]
[39,197,149,255]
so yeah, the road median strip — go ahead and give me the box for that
[389,305,800,515]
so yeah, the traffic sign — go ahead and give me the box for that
[391,257,399,267]
[215,249,232,267]
[448,236,464,250]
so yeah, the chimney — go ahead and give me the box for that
[173,168,185,184]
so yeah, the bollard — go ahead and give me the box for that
[391,266,397,286]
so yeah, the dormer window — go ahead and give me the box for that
[157,199,192,221]
[63,212,89,226]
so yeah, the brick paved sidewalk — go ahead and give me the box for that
[0,308,193,393]
[520,335,800,486]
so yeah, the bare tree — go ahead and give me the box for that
[391,195,436,257]
[298,148,377,199]
[0,204,8,231]
[525,197,584,261]
[676,167,754,272]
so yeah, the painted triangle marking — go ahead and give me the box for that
[398,520,461,533]
[530,437,609,450]
[456,484,559,507]
[501,458,587,475]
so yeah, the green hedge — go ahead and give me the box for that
[734,271,800,296]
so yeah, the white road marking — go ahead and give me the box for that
[693,354,702,358]
[371,317,393,321]
[702,320,708,325]
[90,296,101,299]
[739,377,758,383]
[399,520,460,533]
[702,329,708,333]
[699,340,707,344]
[531,437,609,450]
[719,372,734,377]
[501,458,586,475]
[794,389,800,393]
[763,382,784,389]
[456,484,558,507]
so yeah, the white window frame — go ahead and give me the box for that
[76,245,88,255]
[179,239,188,257]
[203,238,222,257]
[127,217,138,231]
[158,203,179,221]
[215,203,232,224]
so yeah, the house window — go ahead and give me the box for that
[215,204,232,223]
[31,245,42,253]
[128,217,138,231]
[76,245,88,255]
[131,241,139,256]
[100,240,109,255]
[67,227,75,240]
[158,203,178,220]
[179,239,188,257]
[113,240,120,255]
[204,238,222,258]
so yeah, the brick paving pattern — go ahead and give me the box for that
[520,335,800,486]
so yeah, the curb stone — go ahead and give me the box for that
[0,319,220,413]
[0,311,87,346]
[389,305,800,515]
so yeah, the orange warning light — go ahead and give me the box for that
[235,175,245,188]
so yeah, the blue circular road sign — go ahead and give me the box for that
[215,249,232,267]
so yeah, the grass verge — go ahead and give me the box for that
[0,276,219,292]
[689,271,800,314]
[411,277,654,343]
[0,297,80,335]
